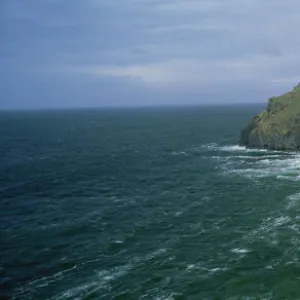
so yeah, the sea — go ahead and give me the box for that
[0,105,300,300]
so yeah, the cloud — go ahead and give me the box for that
[69,0,300,88]
[1,0,300,108]
[69,54,300,89]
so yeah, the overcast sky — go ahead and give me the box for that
[1,0,300,109]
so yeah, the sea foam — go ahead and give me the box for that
[208,144,300,181]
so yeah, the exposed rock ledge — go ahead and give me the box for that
[240,84,300,151]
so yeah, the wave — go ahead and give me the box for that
[231,248,251,254]
[286,193,300,210]
[51,263,133,300]
[201,143,297,155]
[244,211,300,270]
[246,215,292,243]
[201,143,268,153]
[48,248,169,300]
[218,145,268,153]
[12,265,78,299]
[172,142,299,181]
[204,144,300,181]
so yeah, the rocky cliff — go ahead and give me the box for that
[240,84,300,151]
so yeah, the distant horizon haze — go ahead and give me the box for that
[0,100,266,112]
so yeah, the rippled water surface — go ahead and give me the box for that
[0,106,299,299]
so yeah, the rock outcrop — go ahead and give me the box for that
[240,84,300,151]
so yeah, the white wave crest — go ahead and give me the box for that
[201,143,269,153]
[247,215,292,241]
[286,193,300,210]
[210,143,300,181]
[231,248,250,254]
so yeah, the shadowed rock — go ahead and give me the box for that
[240,84,300,151]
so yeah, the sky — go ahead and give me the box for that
[1,0,300,109]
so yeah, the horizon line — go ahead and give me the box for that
[0,101,265,112]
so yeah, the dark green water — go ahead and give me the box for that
[0,106,299,300]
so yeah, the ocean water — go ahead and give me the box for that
[0,105,300,300]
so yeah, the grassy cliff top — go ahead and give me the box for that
[257,84,300,128]
[269,83,300,105]
[240,83,300,150]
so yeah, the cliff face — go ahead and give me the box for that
[240,84,300,151]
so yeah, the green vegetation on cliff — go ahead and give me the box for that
[240,84,300,151]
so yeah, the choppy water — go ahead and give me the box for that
[0,106,299,300]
